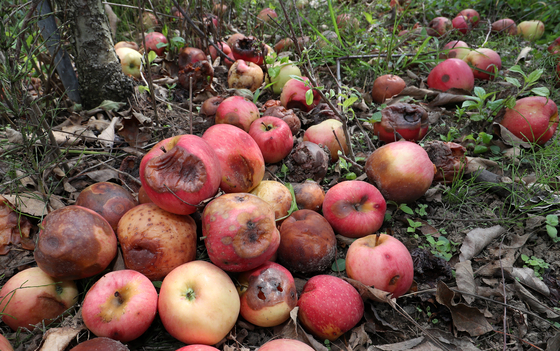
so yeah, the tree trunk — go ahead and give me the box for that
[55,0,134,109]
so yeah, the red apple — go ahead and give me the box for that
[370,74,406,103]
[250,180,293,220]
[114,41,139,51]
[231,36,266,66]
[452,15,470,34]
[457,9,480,27]
[464,48,501,80]
[491,18,517,35]
[500,96,559,145]
[175,346,220,351]
[548,37,560,55]
[177,47,207,69]
[202,193,280,272]
[365,141,436,203]
[257,8,278,22]
[249,116,294,163]
[0,334,12,351]
[158,261,240,345]
[0,267,78,331]
[440,40,470,60]
[34,205,117,280]
[117,203,197,281]
[258,339,314,351]
[292,180,325,212]
[202,124,265,193]
[346,234,414,298]
[428,17,452,37]
[303,119,348,162]
[517,20,545,41]
[426,58,474,92]
[144,31,167,56]
[297,275,364,341]
[214,95,260,132]
[322,180,386,238]
[237,261,298,327]
[228,59,264,92]
[280,77,321,112]
[373,103,429,143]
[227,33,246,48]
[139,134,222,215]
[208,41,231,61]
[82,270,158,342]
[69,337,128,351]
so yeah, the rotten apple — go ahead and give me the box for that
[232,36,266,66]
[428,17,452,37]
[69,337,129,351]
[373,103,429,143]
[280,77,320,112]
[291,180,325,212]
[370,74,406,104]
[228,59,264,92]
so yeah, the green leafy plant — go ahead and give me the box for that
[546,214,559,243]
[406,218,422,233]
[463,132,500,155]
[425,235,459,261]
[521,254,549,278]
[461,86,504,122]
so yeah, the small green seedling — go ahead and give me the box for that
[521,254,549,279]
[546,214,559,243]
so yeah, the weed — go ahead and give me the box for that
[521,254,549,279]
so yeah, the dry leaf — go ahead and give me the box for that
[511,267,550,296]
[547,330,560,351]
[39,326,84,351]
[349,324,371,349]
[0,195,34,254]
[464,157,500,174]
[454,260,476,304]
[367,337,424,350]
[512,280,560,319]
[458,225,505,261]
[85,169,119,182]
[343,277,393,303]
[492,122,533,148]
[98,116,121,149]
[513,46,533,65]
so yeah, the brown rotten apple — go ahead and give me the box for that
[292,180,325,212]
[228,59,264,92]
[202,193,280,272]
[373,103,429,143]
[424,141,468,184]
[371,74,406,104]
[177,47,207,68]
[284,141,329,183]
[262,105,301,135]
[232,36,266,66]
[69,338,129,351]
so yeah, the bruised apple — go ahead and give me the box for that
[303,119,348,162]
[464,48,501,80]
[202,193,280,272]
[292,180,325,212]
[428,17,452,37]
[228,59,264,92]
[69,338,129,351]
[370,74,406,103]
[426,58,474,92]
[440,40,469,60]
[280,77,320,112]
[373,103,429,143]
[237,261,297,327]
[250,180,293,220]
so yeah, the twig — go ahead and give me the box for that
[499,235,508,351]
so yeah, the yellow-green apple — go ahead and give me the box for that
[365,141,436,203]
[0,267,78,331]
[144,31,168,56]
[202,193,280,272]
[139,134,222,215]
[258,339,314,351]
[303,119,348,162]
[370,74,406,103]
[292,180,325,212]
[81,270,158,342]
[440,40,470,60]
[517,20,545,41]
[452,15,470,34]
[0,334,13,351]
[346,233,414,298]
[297,275,364,341]
[491,18,517,35]
[280,77,320,112]
[202,124,264,193]
[500,96,559,145]
[277,210,336,274]
[34,205,117,280]
[115,47,143,79]
[426,58,474,92]
[548,37,560,55]
[117,203,197,281]
[250,180,293,220]
[214,95,260,132]
[228,59,264,92]
[237,261,297,327]
[373,103,429,143]
[158,261,240,345]
[176,346,220,351]
[257,8,278,22]
[75,181,138,231]
[428,17,452,37]
[249,116,294,164]
[464,48,501,80]
[322,180,386,238]
[266,60,302,94]
[69,337,129,351]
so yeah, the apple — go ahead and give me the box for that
[0,267,78,331]
[440,40,470,60]
[303,119,348,162]
[452,15,470,34]
[227,33,246,48]
[291,180,325,212]
[117,203,197,281]
[208,41,231,62]
[137,185,152,204]
[280,77,321,112]
[34,205,117,280]
[202,124,265,193]
[158,261,240,345]
[517,20,545,41]
[139,134,222,215]
[0,334,13,351]
[69,337,129,351]
[257,8,278,22]
[249,180,293,220]
[464,48,501,80]
[274,38,293,53]
[237,261,298,327]
[370,74,406,103]
[75,181,138,231]
[428,17,452,37]
[284,141,330,183]
[277,209,336,274]
[115,47,143,78]
[202,193,280,272]
[457,9,480,27]
[266,60,302,94]
[365,140,436,204]
[373,102,429,143]
[249,116,294,164]
[258,339,314,351]
[548,37,560,55]
[228,59,264,92]
[232,36,266,66]
[114,41,139,51]
[491,18,517,35]
[82,270,158,342]
[500,96,559,145]
[214,95,260,132]
[175,346,220,351]
[262,105,301,135]
[424,141,468,184]
[144,31,167,56]
[201,96,224,118]
[142,12,158,29]
[177,47,207,68]
[346,233,414,298]
[318,30,338,49]
[322,180,386,238]
[426,58,474,92]
[297,275,364,341]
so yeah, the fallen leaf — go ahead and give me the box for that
[458,225,505,262]
[0,195,34,254]
[38,326,84,351]
[85,169,119,182]
[343,277,393,303]
[455,260,476,304]
[368,337,424,350]
[511,267,550,296]
[512,280,560,319]
[97,116,121,149]
[547,330,560,351]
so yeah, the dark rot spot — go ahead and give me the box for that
[441,74,450,83]
[145,146,206,193]
[448,51,457,58]
[225,155,255,191]
[245,268,297,310]
[389,275,401,287]
[232,216,276,259]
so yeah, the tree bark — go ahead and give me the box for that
[55,0,134,109]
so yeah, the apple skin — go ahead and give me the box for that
[69,337,129,351]
[428,17,452,37]
[82,270,158,342]
[322,180,386,238]
[237,261,298,327]
[249,116,294,164]
[202,124,265,193]
[500,96,559,145]
[117,203,197,281]
[303,119,349,162]
[370,74,406,103]
[491,18,517,35]
[115,47,143,78]
[202,193,280,272]
[426,58,474,92]
[0,334,13,351]
[346,234,414,298]
[257,8,278,22]
[464,48,501,80]
[297,275,364,341]
[292,180,325,212]
[250,180,293,220]
[34,205,117,280]
[144,32,168,56]
[365,141,436,204]
[452,15,470,34]
[266,61,302,94]
[517,20,545,41]
[158,261,240,345]
[214,95,260,132]
[258,339,314,351]
[440,40,469,60]
[373,103,429,143]
[175,346,220,351]
[139,134,222,215]
[228,59,264,92]
[280,77,321,112]
[0,267,78,331]
[208,41,232,62]
[114,41,139,51]
[457,9,480,27]
[548,37,560,55]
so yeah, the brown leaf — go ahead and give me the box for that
[39,326,84,351]
[454,260,476,304]
[342,277,393,303]
[458,225,505,261]
[0,195,34,255]
[118,116,152,148]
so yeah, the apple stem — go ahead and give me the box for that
[375,233,381,245]
[114,291,124,305]
[261,122,272,131]
[185,288,196,301]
